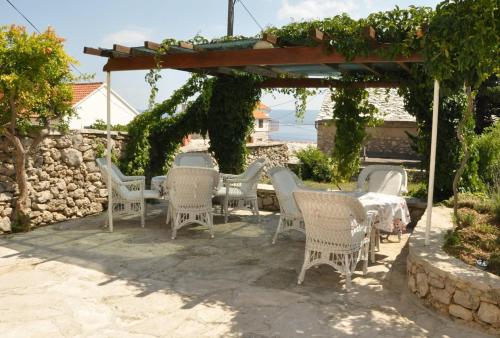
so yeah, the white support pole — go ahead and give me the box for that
[425,79,440,245]
[106,71,113,232]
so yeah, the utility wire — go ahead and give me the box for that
[236,0,264,31]
[4,0,84,76]
[4,0,40,33]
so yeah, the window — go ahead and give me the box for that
[258,119,263,128]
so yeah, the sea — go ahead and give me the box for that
[268,109,318,143]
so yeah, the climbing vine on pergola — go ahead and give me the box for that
[84,1,499,241]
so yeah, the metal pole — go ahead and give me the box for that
[425,79,439,245]
[106,71,113,232]
[227,0,235,36]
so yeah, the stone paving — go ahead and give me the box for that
[0,203,494,337]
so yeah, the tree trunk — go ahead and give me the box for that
[452,85,473,226]
[13,144,30,229]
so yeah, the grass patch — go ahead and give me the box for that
[443,206,500,276]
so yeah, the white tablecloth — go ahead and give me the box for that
[337,191,411,233]
[151,175,167,197]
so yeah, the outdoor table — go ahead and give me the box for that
[151,175,168,198]
[330,190,411,234]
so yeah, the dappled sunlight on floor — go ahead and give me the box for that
[0,202,493,337]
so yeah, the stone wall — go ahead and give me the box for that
[317,120,418,159]
[246,142,289,177]
[407,206,500,334]
[0,129,127,232]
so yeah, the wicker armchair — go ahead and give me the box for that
[293,190,375,289]
[269,166,306,244]
[173,152,215,168]
[357,165,408,243]
[357,165,408,196]
[215,158,265,223]
[96,158,160,228]
[166,166,220,239]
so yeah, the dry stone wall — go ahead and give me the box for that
[0,130,126,232]
[407,207,500,334]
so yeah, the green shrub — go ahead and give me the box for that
[443,230,461,247]
[490,186,500,222]
[88,119,129,132]
[295,147,333,182]
[456,210,476,227]
[475,121,500,187]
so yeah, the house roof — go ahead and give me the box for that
[71,82,103,106]
[316,88,415,122]
[253,101,270,120]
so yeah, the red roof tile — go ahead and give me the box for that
[71,82,103,105]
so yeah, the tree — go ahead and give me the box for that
[0,25,75,230]
[425,0,499,222]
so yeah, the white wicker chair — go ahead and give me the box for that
[357,165,408,243]
[293,190,375,290]
[96,158,160,228]
[166,166,219,239]
[269,166,306,244]
[173,152,215,168]
[357,165,408,196]
[215,158,265,223]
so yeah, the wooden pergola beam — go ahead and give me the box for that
[144,41,161,51]
[310,28,326,43]
[113,44,131,54]
[260,78,400,88]
[363,26,376,42]
[101,45,424,72]
[262,33,279,46]
[83,47,103,56]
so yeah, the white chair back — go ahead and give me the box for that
[269,166,303,216]
[240,158,265,195]
[167,166,219,210]
[173,152,215,168]
[96,158,130,198]
[357,165,407,195]
[293,190,367,251]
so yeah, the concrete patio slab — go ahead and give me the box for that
[0,203,493,337]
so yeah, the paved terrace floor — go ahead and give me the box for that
[0,203,493,338]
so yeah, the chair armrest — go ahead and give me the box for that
[221,173,244,181]
[122,175,145,182]
[123,179,145,191]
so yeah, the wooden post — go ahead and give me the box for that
[227,0,235,36]
[425,79,439,245]
[106,71,113,233]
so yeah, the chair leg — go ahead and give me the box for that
[171,211,178,239]
[252,200,260,222]
[272,217,283,244]
[209,212,214,238]
[297,251,310,285]
[140,200,145,228]
[224,197,229,224]
[370,230,376,263]
[165,203,170,225]
[344,255,353,291]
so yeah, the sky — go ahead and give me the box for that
[0,0,440,111]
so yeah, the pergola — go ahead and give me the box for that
[84,29,440,245]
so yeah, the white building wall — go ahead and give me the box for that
[251,118,271,142]
[69,86,138,129]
